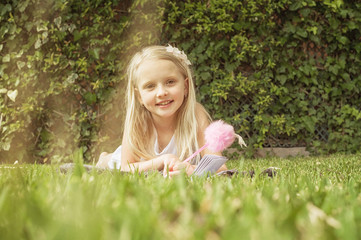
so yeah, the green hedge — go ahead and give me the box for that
[162,0,361,155]
[1,0,361,163]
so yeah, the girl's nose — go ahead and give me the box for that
[156,86,168,97]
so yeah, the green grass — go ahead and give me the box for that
[1,154,361,240]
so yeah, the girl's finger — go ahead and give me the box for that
[169,160,175,171]
[168,170,181,178]
[186,165,195,176]
[163,162,169,176]
[170,157,180,170]
[173,162,186,171]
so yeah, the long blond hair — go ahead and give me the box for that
[124,45,208,163]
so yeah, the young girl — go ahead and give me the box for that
[96,45,227,176]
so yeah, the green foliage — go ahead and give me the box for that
[0,155,361,239]
[163,0,361,156]
[0,0,164,163]
[1,0,361,162]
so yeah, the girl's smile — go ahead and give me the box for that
[136,59,188,122]
[156,100,174,107]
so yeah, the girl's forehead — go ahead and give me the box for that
[136,59,184,81]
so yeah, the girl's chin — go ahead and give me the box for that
[151,111,178,120]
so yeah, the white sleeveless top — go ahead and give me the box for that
[108,135,177,170]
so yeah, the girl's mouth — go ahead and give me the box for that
[156,100,173,106]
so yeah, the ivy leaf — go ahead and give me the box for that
[0,88,7,94]
[300,8,311,17]
[54,16,62,29]
[0,65,6,77]
[302,116,315,133]
[42,31,48,41]
[68,24,76,33]
[18,1,29,13]
[2,54,10,63]
[337,36,348,45]
[329,18,340,30]
[200,71,211,81]
[89,48,100,60]
[66,73,78,84]
[15,50,24,58]
[17,61,25,70]
[1,140,11,151]
[280,96,292,105]
[25,22,34,32]
[343,81,354,91]
[0,4,12,16]
[341,73,350,81]
[283,21,296,33]
[329,65,339,75]
[276,75,287,85]
[225,62,236,72]
[289,2,303,11]
[36,24,48,32]
[234,21,242,31]
[296,28,308,38]
[307,26,318,35]
[84,92,97,105]
[0,25,9,39]
[73,30,82,41]
[57,138,66,148]
[346,21,358,30]
[300,65,311,76]
[7,89,18,102]
[35,38,42,49]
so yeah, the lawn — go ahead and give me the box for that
[0,154,360,240]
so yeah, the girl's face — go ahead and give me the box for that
[135,59,188,123]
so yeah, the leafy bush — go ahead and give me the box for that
[0,0,137,163]
[163,0,361,156]
[1,0,361,163]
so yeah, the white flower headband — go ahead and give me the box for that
[165,44,191,65]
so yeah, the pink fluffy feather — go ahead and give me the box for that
[184,120,246,162]
[204,120,235,152]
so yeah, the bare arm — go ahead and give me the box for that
[120,133,180,173]
[96,152,113,168]
[121,154,179,173]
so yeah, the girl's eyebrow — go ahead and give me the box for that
[140,80,153,88]
[166,75,179,79]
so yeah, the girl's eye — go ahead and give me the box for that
[145,84,155,89]
[167,79,175,85]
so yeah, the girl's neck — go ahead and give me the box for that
[152,116,176,135]
[152,115,177,151]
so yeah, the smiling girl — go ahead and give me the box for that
[96,45,226,176]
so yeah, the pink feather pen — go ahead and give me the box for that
[184,120,247,162]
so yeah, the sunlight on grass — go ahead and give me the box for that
[0,154,360,239]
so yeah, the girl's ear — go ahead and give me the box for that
[135,88,143,105]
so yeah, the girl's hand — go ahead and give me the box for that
[165,162,196,178]
[159,154,180,174]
